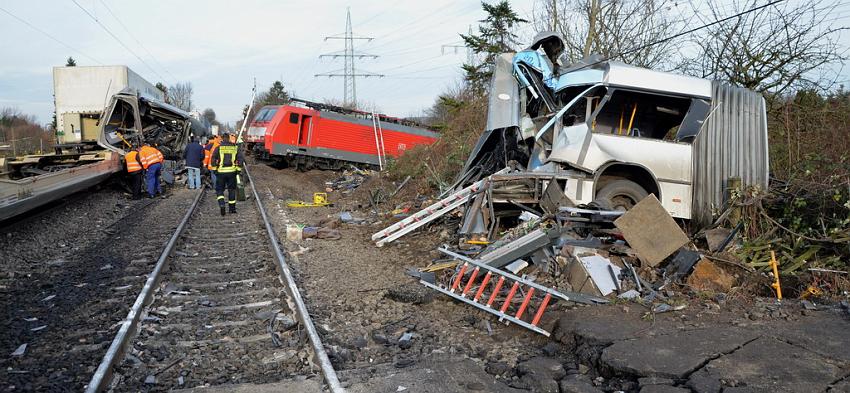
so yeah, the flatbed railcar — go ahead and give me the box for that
[263,99,438,170]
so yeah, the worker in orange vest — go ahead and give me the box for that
[139,142,165,198]
[204,135,221,188]
[125,146,143,200]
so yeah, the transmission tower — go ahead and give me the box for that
[316,8,383,107]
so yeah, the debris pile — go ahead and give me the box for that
[325,167,371,194]
[372,168,775,336]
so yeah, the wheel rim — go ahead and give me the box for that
[610,195,637,211]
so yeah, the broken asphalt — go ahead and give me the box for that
[552,302,850,393]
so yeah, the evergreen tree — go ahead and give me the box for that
[460,1,527,93]
[258,81,290,106]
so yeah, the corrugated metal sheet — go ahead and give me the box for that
[692,82,769,226]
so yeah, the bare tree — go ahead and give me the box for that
[688,0,847,94]
[167,82,194,111]
[201,108,220,127]
[0,107,52,156]
[533,0,684,69]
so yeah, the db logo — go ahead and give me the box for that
[398,143,407,151]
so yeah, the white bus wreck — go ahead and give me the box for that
[455,32,769,230]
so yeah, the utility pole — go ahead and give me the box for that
[316,8,383,108]
[442,26,474,65]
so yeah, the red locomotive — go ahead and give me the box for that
[245,105,280,152]
[262,99,438,170]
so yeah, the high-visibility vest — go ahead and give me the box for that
[139,146,164,169]
[207,141,220,170]
[125,151,142,173]
[216,144,239,173]
[203,144,212,168]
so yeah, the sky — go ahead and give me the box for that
[0,0,537,125]
[0,0,848,126]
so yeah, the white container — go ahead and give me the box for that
[53,65,164,143]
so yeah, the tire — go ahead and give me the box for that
[595,179,649,211]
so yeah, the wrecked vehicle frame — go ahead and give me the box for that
[458,32,769,227]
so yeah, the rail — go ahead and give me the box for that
[244,165,345,392]
[85,188,205,392]
[85,165,344,392]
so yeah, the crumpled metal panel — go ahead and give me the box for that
[485,53,521,131]
[691,82,769,226]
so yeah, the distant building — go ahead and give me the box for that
[53,65,164,145]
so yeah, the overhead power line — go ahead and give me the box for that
[97,0,177,84]
[570,0,788,74]
[70,0,168,83]
[0,5,103,65]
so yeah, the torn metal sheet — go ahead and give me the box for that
[578,255,621,296]
[477,227,556,269]
[97,88,210,160]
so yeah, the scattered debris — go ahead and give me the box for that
[398,332,413,349]
[286,192,332,208]
[11,343,27,356]
[286,224,303,241]
[686,258,735,292]
[327,169,370,194]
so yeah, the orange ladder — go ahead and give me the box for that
[420,247,606,336]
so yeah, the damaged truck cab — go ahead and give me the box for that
[97,88,209,177]
[463,32,769,226]
[98,88,209,159]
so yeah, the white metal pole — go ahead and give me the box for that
[376,114,386,167]
[371,111,383,171]
[237,78,257,143]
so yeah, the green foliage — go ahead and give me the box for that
[258,81,290,106]
[388,88,488,191]
[65,57,76,67]
[460,1,527,94]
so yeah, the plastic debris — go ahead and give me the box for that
[11,344,27,356]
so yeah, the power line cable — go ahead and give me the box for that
[353,5,396,27]
[571,0,788,73]
[361,1,478,52]
[70,0,168,83]
[98,0,177,84]
[0,5,103,65]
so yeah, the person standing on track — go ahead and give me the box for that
[211,133,244,215]
[125,146,144,200]
[184,136,204,190]
[139,142,165,198]
[204,135,220,189]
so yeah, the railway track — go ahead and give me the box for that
[85,168,342,392]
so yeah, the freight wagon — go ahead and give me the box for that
[245,105,280,153]
[263,99,438,170]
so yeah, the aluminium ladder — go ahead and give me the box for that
[371,168,509,247]
[421,247,606,336]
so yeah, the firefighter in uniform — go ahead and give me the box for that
[139,142,165,198]
[211,133,244,215]
[125,146,143,200]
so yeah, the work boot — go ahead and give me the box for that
[229,206,237,214]
[220,205,226,216]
